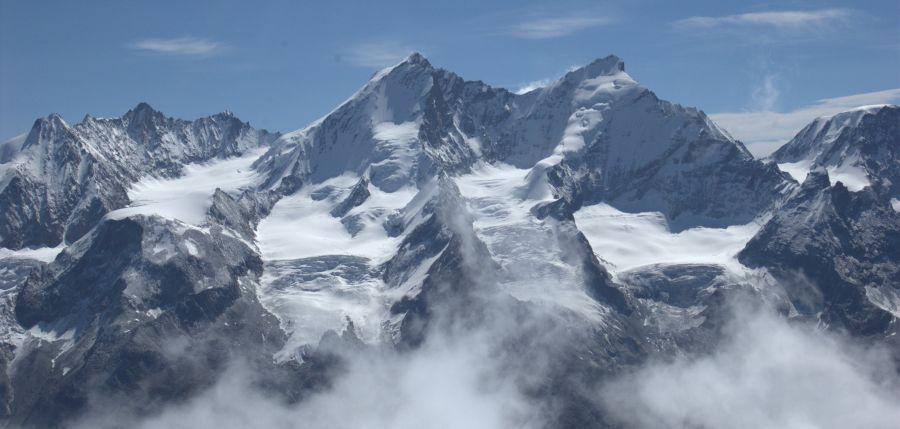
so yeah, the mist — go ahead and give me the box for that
[600,307,900,429]
[72,331,538,429]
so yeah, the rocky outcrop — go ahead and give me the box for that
[7,216,285,427]
[739,170,900,336]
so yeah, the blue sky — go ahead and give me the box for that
[1,0,898,154]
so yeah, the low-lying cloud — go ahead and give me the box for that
[74,332,537,429]
[74,300,900,429]
[601,308,900,429]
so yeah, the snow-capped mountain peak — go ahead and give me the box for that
[773,104,899,194]
[402,51,430,67]
[0,104,278,249]
[562,54,628,87]
[22,113,71,151]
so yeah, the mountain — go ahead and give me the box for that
[0,104,279,249]
[0,54,896,428]
[771,104,899,196]
[255,54,792,230]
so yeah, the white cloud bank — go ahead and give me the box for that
[129,37,222,56]
[674,8,853,30]
[76,334,536,429]
[711,88,900,157]
[602,309,900,429]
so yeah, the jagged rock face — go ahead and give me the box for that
[772,105,899,196]
[256,54,790,230]
[739,171,900,336]
[253,54,487,194]
[0,104,279,249]
[525,59,792,229]
[382,175,500,346]
[7,216,285,427]
[207,188,279,241]
[376,175,652,428]
[548,133,793,230]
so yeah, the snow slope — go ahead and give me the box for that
[107,148,267,225]
[574,203,763,274]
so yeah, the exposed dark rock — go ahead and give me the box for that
[739,170,900,336]
[330,177,370,218]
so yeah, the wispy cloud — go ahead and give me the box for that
[602,307,900,428]
[343,42,416,69]
[711,88,900,156]
[129,37,222,56]
[515,78,553,94]
[513,65,581,94]
[750,74,780,112]
[508,15,610,39]
[674,8,852,30]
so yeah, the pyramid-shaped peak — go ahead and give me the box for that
[123,102,165,124]
[31,113,69,133]
[46,113,67,124]
[403,52,430,67]
[22,113,70,148]
[580,55,625,77]
[126,102,159,115]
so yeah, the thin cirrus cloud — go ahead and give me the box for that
[129,37,223,56]
[508,15,610,39]
[711,88,900,157]
[673,8,852,30]
[343,42,417,69]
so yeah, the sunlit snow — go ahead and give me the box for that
[255,174,420,356]
[106,148,267,225]
[0,244,65,263]
[778,158,871,192]
[256,175,416,262]
[574,203,762,274]
[777,159,813,183]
